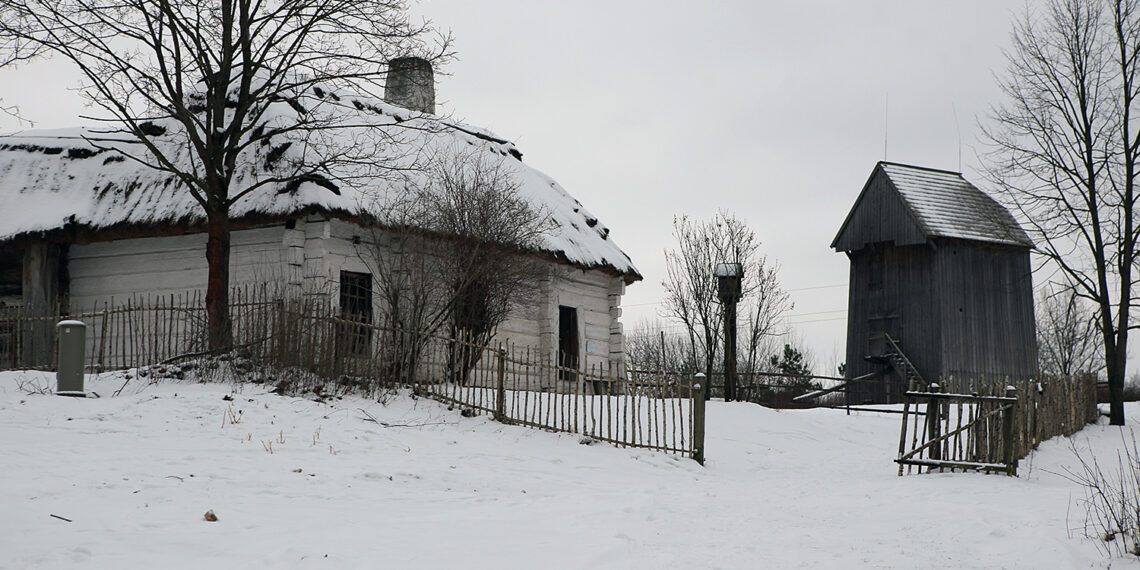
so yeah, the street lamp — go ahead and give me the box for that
[714,262,743,401]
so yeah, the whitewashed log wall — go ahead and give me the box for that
[68,225,288,311]
[59,216,627,374]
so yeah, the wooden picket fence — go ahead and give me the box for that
[1,293,208,371]
[897,387,1019,476]
[0,289,284,372]
[1008,374,1099,456]
[0,286,702,460]
[418,351,696,455]
[896,375,1098,476]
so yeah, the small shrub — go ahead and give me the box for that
[170,352,397,402]
[1061,432,1140,558]
[1123,384,1140,403]
[15,374,51,395]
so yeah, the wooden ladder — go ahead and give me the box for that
[881,333,926,390]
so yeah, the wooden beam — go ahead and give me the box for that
[21,241,59,367]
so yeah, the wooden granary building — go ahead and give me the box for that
[831,162,1037,403]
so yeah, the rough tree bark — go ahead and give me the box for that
[205,207,232,351]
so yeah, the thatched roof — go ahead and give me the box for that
[0,90,640,283]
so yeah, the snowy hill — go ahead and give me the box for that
[1,370,1133,569]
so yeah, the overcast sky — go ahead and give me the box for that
[0,0,1032,372]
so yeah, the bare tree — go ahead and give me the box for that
[983,0,1140,424]
[1038,283,1104,376]
[360,148,552,383]
[0,0,451,351]
[661,211,791,381]
[740,260,790,376]
[623,320,697,373]
[428,150,552,381]
[358,219,451,385]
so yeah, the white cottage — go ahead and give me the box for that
[0,59,641,374]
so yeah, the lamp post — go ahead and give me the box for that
[714,262,743,402]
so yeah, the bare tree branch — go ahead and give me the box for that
[1038,282,1105,375]
[982,0,1139,424]
[357,146,553,384]
[0,0,454,351]
[660,211,791,380]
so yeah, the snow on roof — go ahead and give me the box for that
[832,162,1033,252]
[879,162,1032,248]
[0,92,640,281]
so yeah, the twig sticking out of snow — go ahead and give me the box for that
[112,377,130,397]
[357,408,450,428]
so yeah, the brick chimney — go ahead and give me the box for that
[384,57,435,114]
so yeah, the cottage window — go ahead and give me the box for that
[339,271,373,356]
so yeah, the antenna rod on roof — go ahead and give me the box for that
[952,102,962,172]
[883,93,889,160]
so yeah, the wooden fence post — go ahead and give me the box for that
[97,305,108,373]
[494,344,507,422]
[1003,385,1018,477]
[926,383,942,463]
[692,373,706,465]
[897,390,912,476]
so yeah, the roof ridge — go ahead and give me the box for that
[878,161,962,177]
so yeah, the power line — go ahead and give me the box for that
[786,308,846,318]
[785,316,848,325]
[622,283,848,309]
[626,309,848,332]
[786,283,847,292]
[623,301,665,308]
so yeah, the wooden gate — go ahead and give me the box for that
[896,385,1019,476]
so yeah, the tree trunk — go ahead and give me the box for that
[206,207,233,353]
[1107,335,1126,425]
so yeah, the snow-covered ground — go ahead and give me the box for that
[1,370,1136,569]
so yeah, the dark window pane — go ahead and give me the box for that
[339,271,372,356]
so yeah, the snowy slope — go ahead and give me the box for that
[0,370,1131,569]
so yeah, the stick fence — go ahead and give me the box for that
[896,375,1098,476]
[0,286,701,458]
